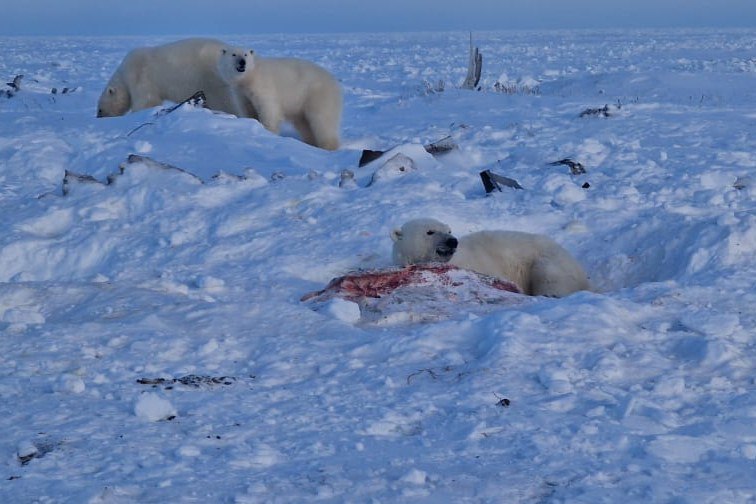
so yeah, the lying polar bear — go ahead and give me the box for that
[391,218,591,297]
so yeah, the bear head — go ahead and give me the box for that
[97,83,130,117]
[390,218,459,265]
[218,46,256,83]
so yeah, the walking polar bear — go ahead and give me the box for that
[97,38,251,118]
[217,46,342,150]
[391,218,591,297]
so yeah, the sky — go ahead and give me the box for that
[1,0,755,36]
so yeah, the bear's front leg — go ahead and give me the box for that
[228,90,251,118]
[256,104,283,135]
[237,95,259,120]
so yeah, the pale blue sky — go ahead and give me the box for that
[1,0,755,36]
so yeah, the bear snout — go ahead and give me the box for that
[235,57,246,73]
[434,235,458,260]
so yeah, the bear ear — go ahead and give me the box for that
[391,228,403,242]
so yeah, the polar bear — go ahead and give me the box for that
[391,218,591,297]
[217,46,342,150]
[97,38,254,118]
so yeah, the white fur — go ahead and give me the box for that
[97,38,247,118]
[217,46,342,150]
[391,218,591,297]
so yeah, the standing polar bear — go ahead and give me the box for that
[217,46,342,150]
[391,218,591,297]
[97,38,250,118]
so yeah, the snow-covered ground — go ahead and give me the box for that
[1,29,754,502]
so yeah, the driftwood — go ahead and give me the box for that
[734,176,751,190]
[579,105,611,118]
[480,169,523,193]
[424,135,457,155]
[159,90,207,115]
[461,33,482,90]
[2,74,23,98]
[126,91,207,136]
[548,158,586,175]
[62,154,204,196]
[115,154,204,184]
[339,169,357,188]
[137,375,238,389]
[358,135,458,167]
[421,79,445,95]
[358,149,385,167]
[61,154,271,197]
[4,75,82,98]
[7,74,23,91]
[51,87,76,95]
[3,75,81,98]
[17,439,58,466]
[493,81,541,96]
[62,171,104,195]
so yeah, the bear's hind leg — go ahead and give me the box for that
[530,256,588,297]
[256,104,284,135]
[290,114,318,147]
[304,110,340,151]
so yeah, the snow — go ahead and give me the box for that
[322,298,362,324]
[1,29,755,502]
[134,392,177,422]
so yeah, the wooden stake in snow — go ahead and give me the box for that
[461,33,482,90]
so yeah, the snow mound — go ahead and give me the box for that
[134,392,177,422]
